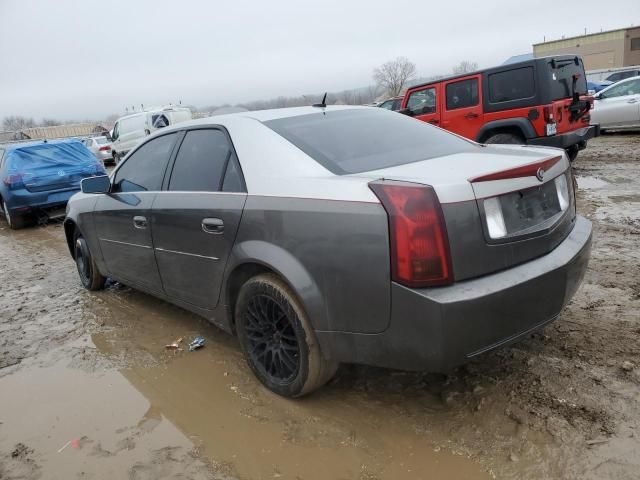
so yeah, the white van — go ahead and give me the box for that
[110,107,192,162]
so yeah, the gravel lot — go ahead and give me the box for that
[1,134,639,479]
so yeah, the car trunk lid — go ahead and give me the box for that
[358,145,576,281]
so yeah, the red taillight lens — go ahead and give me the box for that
[369,181,453,288]
[3,173,24,189]
[543,105,554,123]
[99,146,111,152]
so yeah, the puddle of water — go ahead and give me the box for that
[577,176,608,190]
[0,355,209,479]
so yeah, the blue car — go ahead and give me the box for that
[0,139,106,229]
[587,80,612,94]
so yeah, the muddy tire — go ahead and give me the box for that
[567,146,579,162]
[484,133,525,145]
[2,201,29,230]
[235,273,338,397]
[73,231,106,291]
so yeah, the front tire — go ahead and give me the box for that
[235,274,338,397]
[74,231,106,291]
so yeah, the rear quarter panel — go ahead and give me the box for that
[228,196,391,334]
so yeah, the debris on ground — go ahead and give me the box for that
[164,337,183,353]
[188,336,205,352]
[621,361,635,372]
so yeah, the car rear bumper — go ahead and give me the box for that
[4,188,79,215]
[528,125,599,149]
[316,215,592,371]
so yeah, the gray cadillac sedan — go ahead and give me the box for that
[64,106,592,397]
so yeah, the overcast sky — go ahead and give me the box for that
[0,0,638,121]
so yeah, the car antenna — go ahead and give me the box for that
[312,92,328,108]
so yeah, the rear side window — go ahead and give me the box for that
[113,133,176,192]
[488,67,535,103]
[169,129,232,192]
[603,78,640,98]
[152,114,169,128]
[264,109,475,175]
[446,78,479,110]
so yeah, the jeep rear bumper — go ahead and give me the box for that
[528,125,599,149]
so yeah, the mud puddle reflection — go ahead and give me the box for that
[89,286,489,480]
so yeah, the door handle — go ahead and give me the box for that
[202,218,224,234]
[464,112,479,119]
[627,99,638,104]
[428,119,440,125]
[133,215,147,229]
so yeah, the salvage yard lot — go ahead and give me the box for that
[1,134,639,479]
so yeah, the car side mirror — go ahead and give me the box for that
[398,108,414,117]
[81,175,111,194]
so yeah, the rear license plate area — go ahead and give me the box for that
[499,181,561,235]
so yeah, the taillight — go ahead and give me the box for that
[543,105,555,123]
[3,173,24,189]
[99,146,111,152]
[369,181,453,288]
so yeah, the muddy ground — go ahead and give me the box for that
[1,134,639,480]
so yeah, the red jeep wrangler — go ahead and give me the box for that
[400,55,598,160]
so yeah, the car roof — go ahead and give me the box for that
[0,138,82,152]
[159,105,368,132]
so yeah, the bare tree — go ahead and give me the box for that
[40,118,59,127]
[373,57,416,97]
[452,60,478,75]
[2,115,36,131]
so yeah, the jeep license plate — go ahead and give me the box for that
[546,123,557,136]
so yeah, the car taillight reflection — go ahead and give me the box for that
[369,180,453,288]
[3,173,24,189]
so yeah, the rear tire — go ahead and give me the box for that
[567,146,579,162]
[235,274,338,397]
[2,201,28,230]
[484,132,525,145]
[74,230,106,291]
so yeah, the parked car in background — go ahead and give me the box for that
[376,96,403,111]
[587,80,612,95]
[82,136,113,164]
[590,76,640,131]
[605,68,640,83]
[400,55,597,160]
[65,106,591,397]
[1,139,106,229]
[110,107,192,163]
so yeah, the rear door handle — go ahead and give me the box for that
[202,218,224,234]
[428,119,440,125]
[464,112,479,119]
[627,99,638,104]
[133,216,147,229]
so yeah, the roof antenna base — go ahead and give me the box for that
[312,92,328,108]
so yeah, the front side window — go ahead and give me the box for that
[169,129,233,192]
[378,100,394,110]
[488,67,535,103]
[406,87,437,115]
[603,79,640,98]
[632,38,640,51]
[113,133,176,192]
[446,78,479,110]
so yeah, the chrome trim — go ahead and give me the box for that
[155,247,219,261]
[99,238,152,249]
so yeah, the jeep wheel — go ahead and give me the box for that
[485,133,524,145]
[235,274,338,397]
[2,201,28,230]
[74,231,106,291]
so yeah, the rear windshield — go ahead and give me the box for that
[264,109,475,175]
[547,58,588,100]
[8,142,96,171]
